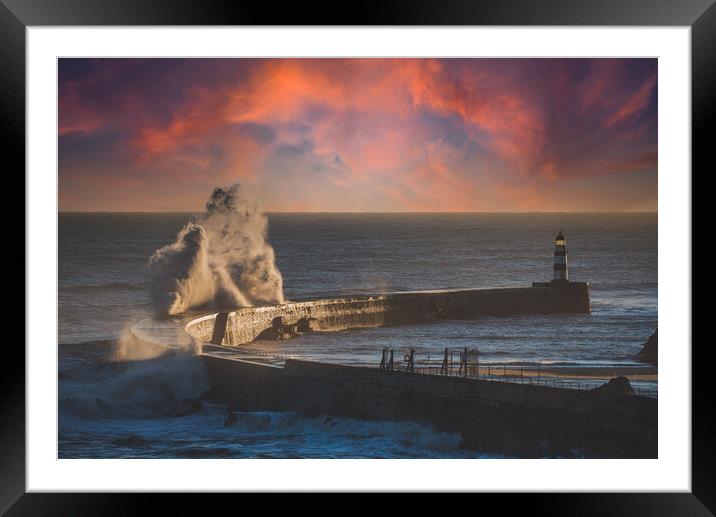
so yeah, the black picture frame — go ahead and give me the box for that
[3,0,713,513]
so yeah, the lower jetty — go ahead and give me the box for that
[202,353,656,458]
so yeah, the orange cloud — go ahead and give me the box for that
[59,58,657,212]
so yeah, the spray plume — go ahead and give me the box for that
[149,183,284,316]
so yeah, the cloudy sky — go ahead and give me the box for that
[59,58,657,212]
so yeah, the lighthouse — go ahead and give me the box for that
[531,232,589,311]
[553,231,568,282]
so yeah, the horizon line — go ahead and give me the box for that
[58,210,658,215]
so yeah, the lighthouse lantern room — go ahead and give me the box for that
[553,231,568,282]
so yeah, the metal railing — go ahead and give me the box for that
[203,343,658,399]
[378,348,658,399]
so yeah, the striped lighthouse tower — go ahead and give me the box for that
[553,231,568,282]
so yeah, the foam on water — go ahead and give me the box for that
[60,401,502,459]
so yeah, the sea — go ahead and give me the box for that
[58,213,657,458]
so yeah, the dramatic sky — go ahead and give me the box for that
[59,58,657,212]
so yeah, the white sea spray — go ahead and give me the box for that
[148,183,284,316]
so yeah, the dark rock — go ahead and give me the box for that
[256,317,309,340]
[297,317,319,332]
[591,376,635,396]
[255,326,280,340]
[638,330,658,365]
[173,398,203,417]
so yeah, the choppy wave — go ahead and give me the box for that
[59,405,504,459]
[61,282,147,294]
[59,338,208,420]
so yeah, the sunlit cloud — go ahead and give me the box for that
[59,58,657,212]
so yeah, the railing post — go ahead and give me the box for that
[459,347,468,378]
[475,348,479,378]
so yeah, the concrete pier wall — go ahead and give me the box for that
[203,354,656,458]
[186,282,591,346]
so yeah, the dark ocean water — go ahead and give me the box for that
[58,213,657,458]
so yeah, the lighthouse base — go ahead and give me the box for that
[532,279,573,287]
[530,280,591,313]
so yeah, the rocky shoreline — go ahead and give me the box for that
[638,330,658,365]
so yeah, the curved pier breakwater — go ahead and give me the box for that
[186,282,592,346]
[155,281,655,457]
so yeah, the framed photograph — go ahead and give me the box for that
[6,0,713,513]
